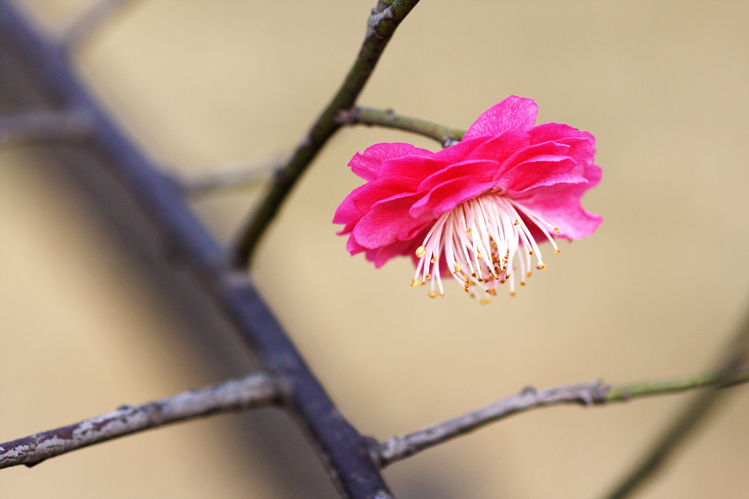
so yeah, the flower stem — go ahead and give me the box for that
[336,106,465,147]
[230,0,421,270]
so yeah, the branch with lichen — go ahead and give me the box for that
[230,0,421,269]
[336,106,465,147]
[377,366,749,467]
[0,373,279,469]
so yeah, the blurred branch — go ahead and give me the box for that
[336,106,465,147]
[378,366,749,467]
[0,110,92,145]
[0,373,279,469]
[58,0,140,51]
[181,157,283,198]
[602,310,749,499]
[0,3,394,496]
[230,0,421,269]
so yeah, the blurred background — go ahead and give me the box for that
[1,1,748,497]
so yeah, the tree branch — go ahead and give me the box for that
[58,0,140,51]
[230,0,421,270]
[0,3,394,497]
[0,110,93,145]
[377,367,749,467]
[0,373,279,469]
[602,310,749,499]
[181,157,282,198]
[336,106,465,147]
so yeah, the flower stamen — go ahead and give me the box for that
[411,193,560,302]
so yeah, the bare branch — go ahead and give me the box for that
[602,310,749,499]
[181,157,284,198]
[58,0,140,51]
[336,107,465,147]
[0,4,394,495]
[0,110,93,145]
[229,0,422,270]
[378,366,749,467]
[0,373,279,469]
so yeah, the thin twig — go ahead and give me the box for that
[230,0,421,270]
[0,110,93,145]
[0,373,279,469]
[336,106,465,147]
[181,157,284,198]
[602,310,749,499]
[377,366,749,467]
[58,0,140,51]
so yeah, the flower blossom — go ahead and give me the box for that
[333,96,602,303]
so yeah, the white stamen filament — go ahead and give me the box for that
[412,194,560,302]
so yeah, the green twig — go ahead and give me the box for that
[604,368,749,403]
[336,106,465,147]
[377,366,749,467]
[230,0,420,269]
[602,310,749,499]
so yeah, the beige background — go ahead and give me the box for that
[2,1,749,498]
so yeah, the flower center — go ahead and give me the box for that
[410,193,560,304]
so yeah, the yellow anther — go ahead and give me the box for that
[430,257,437,264]
[555,248,561,254]
[415,246,426,258]
[428,291,439,298]
[554,227,560,234]
[420,281,427,287]
[453,263,462,273]
[510,291,516,297]
[537,264,546,270]
[425,274,431,280]
[410,279,418,287]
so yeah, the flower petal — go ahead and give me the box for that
[353,193,433,249]
[463,96,538,140]
[411,159,501,217]
[495,155,578,192]
[515,163,602,239]
[349,142,433,181]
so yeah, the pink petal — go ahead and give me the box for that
[463,96,538,140]
[416,176,496,218]
[333,183,370,225]
[530,122,595,147]
[353,194,433,249]
[364,236,423,268]
[464,129,529,163]
[349,142,433,181]
[377,155,447,188]
[494,141,572,179]
[410,159,501,217]
[432,136,487,162]
[495,156,577,192]
[418,159,501,192]
[514,163,602,239]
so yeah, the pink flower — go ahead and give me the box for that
[334,96,602,303]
